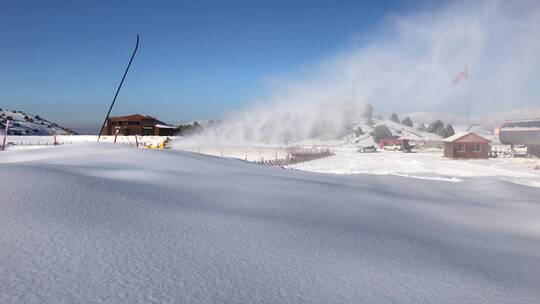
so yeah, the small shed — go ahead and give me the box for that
[443,132,491,159]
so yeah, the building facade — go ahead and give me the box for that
[103,114,175,136]
[443,132,491,159]
[498,119,540,157]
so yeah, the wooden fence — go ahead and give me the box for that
[254,147,332,167]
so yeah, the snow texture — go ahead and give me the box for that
[289,147,540,188]
[1,144,540,303]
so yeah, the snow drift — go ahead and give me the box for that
[1,144,540,303]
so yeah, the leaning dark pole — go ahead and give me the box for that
[97,34,139,141]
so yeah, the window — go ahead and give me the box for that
[457,143,465,152]
[472,144,481,152]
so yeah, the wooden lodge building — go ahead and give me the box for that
[103,114,175,136]
[443,132,491,159]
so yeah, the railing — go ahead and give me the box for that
[254,148,332,166]
[3,135,170,148]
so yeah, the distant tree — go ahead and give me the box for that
[416,123,426,131]
[445,124,455,137]
[402,116,413,127]
[364,103,374,119]
[34,115,41,120]
[371,125,393,143]
[175,121,204,136]
[366,117,375,127]
[390,113,400,123]
[426,120,444,133]
[24,115,29,121]
[354,126,364,137]
[436,125,448,138]
[6,116,12,121]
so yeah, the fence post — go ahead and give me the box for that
[1,120,8,151]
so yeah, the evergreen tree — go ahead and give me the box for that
[436,125,448,138]
[364,103,374,119]
[445,124,455,137]
[390,113,400,123]
[371,125,393,143]
[402,116,413,127]
[366,117,375,126]
[426,120,444,133]
[354,126,364,137]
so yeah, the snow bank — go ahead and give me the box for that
[1,144,540,303]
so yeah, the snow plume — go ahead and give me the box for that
[194,101,369,144]
[190,0,540,144]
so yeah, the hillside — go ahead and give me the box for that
[308,117,445,148]
[0,108,75,135]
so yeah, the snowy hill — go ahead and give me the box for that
[0,108,75,135]
[1,144,540,303]
[337,117,442,147]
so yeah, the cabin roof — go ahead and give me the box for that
[109,114,157,120]
[442,132,491,143]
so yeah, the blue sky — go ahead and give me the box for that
[0,0,433,125]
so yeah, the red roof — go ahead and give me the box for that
[109,114,157,120]
[442,132,491,143]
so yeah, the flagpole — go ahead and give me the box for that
[466,65,471,127]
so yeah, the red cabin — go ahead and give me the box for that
[443,132,491,159]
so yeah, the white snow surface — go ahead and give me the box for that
[1,144,540,303]
[289,147,540,188]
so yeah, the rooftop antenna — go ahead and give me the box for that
[97,34,139,141]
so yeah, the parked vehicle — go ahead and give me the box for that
[383,144,401,151]
[402,142,417,153]
[358,145,377,153]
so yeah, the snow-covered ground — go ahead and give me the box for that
[2,135,169,147]
[289,147,540,188]
[1,143,540,303]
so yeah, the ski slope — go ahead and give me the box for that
[1,144,540,303]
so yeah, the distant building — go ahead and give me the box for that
[498,119,540,157]
[378,138,401,149]
[443,132,491,159]
[103,114,175,136]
